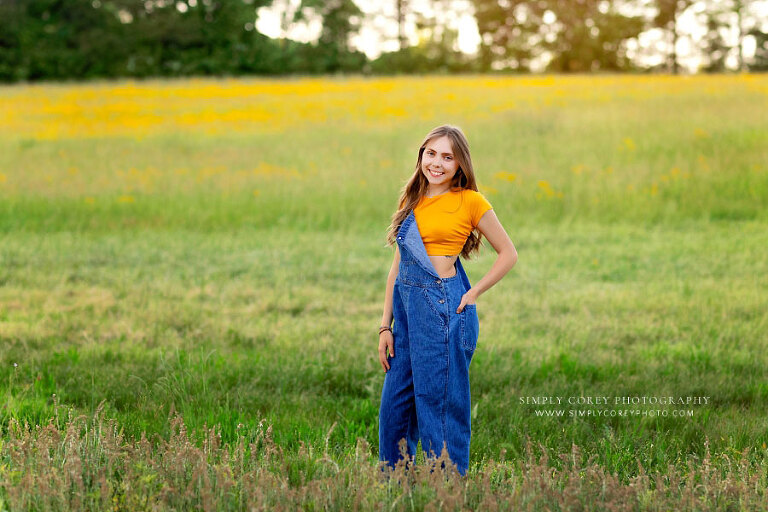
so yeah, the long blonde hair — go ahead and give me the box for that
[386,124,484,259]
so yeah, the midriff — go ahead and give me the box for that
[430,254,459,279]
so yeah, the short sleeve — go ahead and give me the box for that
[469,190,493,227]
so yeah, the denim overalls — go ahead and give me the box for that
[379,209,479,476]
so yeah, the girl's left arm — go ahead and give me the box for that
[457,210,517,312]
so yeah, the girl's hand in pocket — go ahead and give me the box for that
[456,290,477,314]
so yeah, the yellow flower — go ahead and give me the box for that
[494,171,517,182]
[537,180,555,198]
[118,195,135,203]
[622,138,636,151]
[479,185,498,195]
[694,128,709,138]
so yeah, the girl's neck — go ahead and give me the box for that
[425,185,452,198]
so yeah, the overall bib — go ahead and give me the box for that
[379,209,479,476]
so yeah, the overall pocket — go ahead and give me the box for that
[460,304,479,352]
[398,259,419,286]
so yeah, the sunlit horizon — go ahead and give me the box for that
[256,0,768,73]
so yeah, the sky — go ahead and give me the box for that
[255,0,768,73]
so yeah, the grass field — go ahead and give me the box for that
[1,74,767,508]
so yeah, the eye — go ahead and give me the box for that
[445,156,452,160]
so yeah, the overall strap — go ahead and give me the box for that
[396,210,441,279]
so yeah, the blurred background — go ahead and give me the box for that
[1,2,767,506]
[1,0,767,81]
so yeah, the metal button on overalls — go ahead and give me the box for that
[379,210,480,476]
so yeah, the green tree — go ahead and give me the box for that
[693,0,760,73]
[471,0,548,72]
[293,0,367,72]
[0,0,127,80]
[370,0,478,75]
[470,0,645,72]
[698,3,730,73]
[747,27,768,71]
[653,0,695,74]
[544,0,647,72]
[729,0,762,72]
[0,0,27,80]
[0,0,285,81]
[104,0,273,76]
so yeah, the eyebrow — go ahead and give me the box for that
[426,146,453,156]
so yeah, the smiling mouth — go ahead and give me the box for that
[428,169,444,177]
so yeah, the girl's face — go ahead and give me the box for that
[421,135,459,189]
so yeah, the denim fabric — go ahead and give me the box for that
[379,210,479,476]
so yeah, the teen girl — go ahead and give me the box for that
[377,125,518,476]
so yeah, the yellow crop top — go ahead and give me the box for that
[411,188,494,256]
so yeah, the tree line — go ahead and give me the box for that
[0,0,766,82]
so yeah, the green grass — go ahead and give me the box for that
[1,75,767,489]
[2,221,766,479]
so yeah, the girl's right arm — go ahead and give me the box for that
[378,246,400,372]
